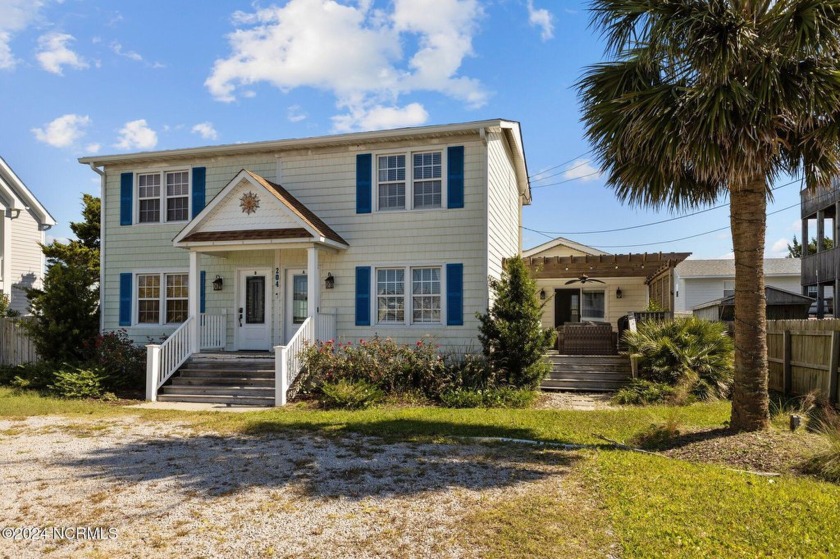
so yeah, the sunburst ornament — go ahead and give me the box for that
[240,191,260,215]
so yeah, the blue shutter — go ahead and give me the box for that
[120,172,133,225]
[447,146,464,209]
[119,273,132,326]
[200,271,206,314]
[446,263,463,326]
[356,154,372,214]
[192,167,206,219]
[355,266,371,326]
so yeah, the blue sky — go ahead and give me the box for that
[0,0,803,258]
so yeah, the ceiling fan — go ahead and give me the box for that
[565,274,605,285]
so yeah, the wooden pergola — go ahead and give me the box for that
[520,252,692,282]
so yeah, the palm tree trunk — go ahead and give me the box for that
[729,176,770,431]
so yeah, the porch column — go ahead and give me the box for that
[307,246,319,320]
[189,250,200,353]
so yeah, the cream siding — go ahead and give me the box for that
[486,129,521,289]
[530,245,594,258]
[674,275,802,314]
[9,209,45,314]
[535,277,648,330]
[101,133,501,351]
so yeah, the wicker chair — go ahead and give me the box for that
[557,322,617,355]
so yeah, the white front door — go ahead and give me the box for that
[238,269,271,350]
[285,269,308,343]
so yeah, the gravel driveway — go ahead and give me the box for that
[0,416,575,558]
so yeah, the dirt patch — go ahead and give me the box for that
[654,427,827,474]
[535,392,614,411]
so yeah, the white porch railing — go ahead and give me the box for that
[274,316,314,406]
[200,313,225,350]
[316,310,337,342]
[145,316,194,402]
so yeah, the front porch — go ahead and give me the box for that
[145,169,348,406]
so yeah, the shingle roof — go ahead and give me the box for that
[676,258,800,278]
[181,228,311,243]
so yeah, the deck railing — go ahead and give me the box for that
[145,316,194,401]
[274,316,314,406]
[200,313,225,349]
[316,310,337,342]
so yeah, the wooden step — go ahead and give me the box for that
[545,372,630,382]
[162,385,274,397]
[156,394,274,406]
[541,379,629,392]
[171,376,275,387]
[178,368,275,378]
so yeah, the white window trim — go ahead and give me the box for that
[133,270,189,326]
[373,145,448,213]
[134,168,192,225]
[580,288,607,322]
[374,264,447,327]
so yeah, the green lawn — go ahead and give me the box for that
[1,387,837,558]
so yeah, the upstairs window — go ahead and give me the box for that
[376,150,444,212]
[137,170,190,223]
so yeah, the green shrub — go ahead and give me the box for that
[440,387,537,409]
[445,353,497,390]
[612,379,676,406]
[622,316,733,401]
[48,365,107,399]
[477,256,556,389]
[802,405,840,483]
[83,330,146,390]
[0,361,55,390]
[319,379,384,410]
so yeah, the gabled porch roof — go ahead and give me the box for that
[173,169,348,251]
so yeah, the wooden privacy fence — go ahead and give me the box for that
[0,317,38,366]
[767,319,840,404]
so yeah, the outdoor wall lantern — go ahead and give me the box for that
[616,287,623,299]
[212,275,224,291]
[539,288,546,300]
[325,273,335,290]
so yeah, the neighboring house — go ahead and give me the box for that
[79,119,530,403]
[693,286,813,321]
[523,236,690,333]
[0,157,56,314]
[673,258,802,315]
[800,183,839,316]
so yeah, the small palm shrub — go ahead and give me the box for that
[612,379,676,406]
[622,316,733,403]
[319,379,384,410]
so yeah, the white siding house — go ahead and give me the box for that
[80,120,530,403]
[0,158,56,314]
[674,258,802,315]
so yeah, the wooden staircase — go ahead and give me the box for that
[157,353,276,406]
[541,351,632,392]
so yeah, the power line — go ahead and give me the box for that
[530,159,594,183]
[525,177,802,236]
[527,150,593,179]
[568,201,800,249]
[532,170,603,189]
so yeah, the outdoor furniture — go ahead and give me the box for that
[557,322,617,355]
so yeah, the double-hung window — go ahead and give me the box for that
[376,266,442,325]
[137,170,190,223]
[376,149,443,211]
[136,272,188,324]
[581,291,605,321]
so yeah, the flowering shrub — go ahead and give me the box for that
[82,329,146,390]
[301,337,449,399]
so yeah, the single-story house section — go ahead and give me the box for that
[693,286,814,321]
[673,258,802,315]
[522,237,690,353]
[79,119,531,405]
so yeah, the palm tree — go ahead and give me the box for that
[579,0,840,430]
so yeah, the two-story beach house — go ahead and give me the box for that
[79,119,530,405]
[0,157,56,314]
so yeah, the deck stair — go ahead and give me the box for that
[541,351,632,392]
[157,353,275,406]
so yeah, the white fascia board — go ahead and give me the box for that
[0,157,56,227]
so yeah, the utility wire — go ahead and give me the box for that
[527,150,593,179]
[524,177,802,236]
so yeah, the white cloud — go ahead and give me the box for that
[191,122,218,140]
[206,0,486,131]
[718,252,735,259]
[85,143,101,154]
[32,114,91,148]
[769,237,792,258]
[562,159,602,182]
[115,119,158,150]
[788,219,802,232]
[287,105,307,123]
[0,0,46,70]
[332,102,429,133]
[110,41,142,62]
[36,32,89,75]
[526,1,554,41]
